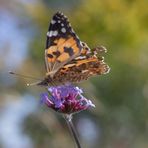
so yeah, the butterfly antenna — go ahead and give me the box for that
[9,71,42,81]
[27,81,43,86]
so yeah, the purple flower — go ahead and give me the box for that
[40,85,95,114]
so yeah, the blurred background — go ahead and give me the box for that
[0,0,148,148]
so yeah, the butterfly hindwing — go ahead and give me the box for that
[53,42,110,82]
[53,51,110,83]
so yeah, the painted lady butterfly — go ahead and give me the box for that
[37,12,110,86]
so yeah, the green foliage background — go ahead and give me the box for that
[0,0,148,148]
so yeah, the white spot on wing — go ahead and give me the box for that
[80,41,83,46]
[76,35,79,39]
[47,30,58,37]
[71,28,75,33]
[51,19,56,24]
[61,23,64,26]
[47,31,51,37]
[75,56,86,60]
[53,30,58,36]
[61,28,66,33]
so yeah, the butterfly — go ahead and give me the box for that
[37,12,110,86]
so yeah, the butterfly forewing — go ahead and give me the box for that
[45,12,82,77]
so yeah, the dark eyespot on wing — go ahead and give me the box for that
[47,54,54,58]
[64,47,74,56]
[53,51,61,57]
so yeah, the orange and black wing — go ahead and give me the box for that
[45,12,83,77]
[55,43,110,82]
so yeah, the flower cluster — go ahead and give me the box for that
[40,85,95,114]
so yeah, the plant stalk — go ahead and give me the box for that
[64,114,82,148]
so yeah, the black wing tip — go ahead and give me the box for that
[53,11,67,19]
[55,11,64,16]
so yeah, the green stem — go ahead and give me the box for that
[64,114,82,148]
